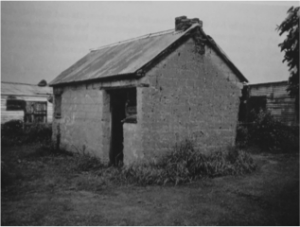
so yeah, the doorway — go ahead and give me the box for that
[108,88,137,165]
[109,89,126,165]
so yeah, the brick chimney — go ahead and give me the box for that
[175,16,203,31]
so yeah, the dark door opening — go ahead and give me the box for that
[109,90,126,165]
[108,88,137,166]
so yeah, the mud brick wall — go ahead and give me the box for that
[52,83,110,162]
[140,38,242,161]
[52,79,145,164]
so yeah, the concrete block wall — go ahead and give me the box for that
[140,38,242,160]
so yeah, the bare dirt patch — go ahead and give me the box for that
[1,144,299,225]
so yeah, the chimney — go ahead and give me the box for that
[175,16,203,31]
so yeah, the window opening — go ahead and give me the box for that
[24,102,47,123]
[123,88,137,123]
[6,99,26,111]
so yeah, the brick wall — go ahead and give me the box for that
[140,38,242,161]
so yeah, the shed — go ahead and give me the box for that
[50,16,248,165]
[246,81,298,126]
[1,81,53,124]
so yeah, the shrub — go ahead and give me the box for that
[1,121,52,146]
[1,120,23,135]
[236,110,299,152]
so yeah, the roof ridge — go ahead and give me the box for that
[1,81,38,86]
[90,28,178,52]
[249,80,288,86]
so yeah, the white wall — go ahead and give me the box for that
[1,95,53,124]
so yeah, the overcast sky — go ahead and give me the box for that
[1,1,299,85]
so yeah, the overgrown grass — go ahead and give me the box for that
[121,140,256,186]
[2,140,256,191]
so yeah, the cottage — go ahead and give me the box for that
[49,16,248,165]
[1,81,53,124]
[245,81,298,126]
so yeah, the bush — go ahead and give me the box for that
[1,120,23,135]
[236,110,299,152]
[1,121,52,146]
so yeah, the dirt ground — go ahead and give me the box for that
[1,144,299,226]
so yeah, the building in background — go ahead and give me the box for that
[50,16,248,165]
[1,81,53,125]
[244,81,298,126]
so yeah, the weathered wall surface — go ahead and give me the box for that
[140,38,242,160]
[52,79,145,163]
[123,122,143,165]
[123,87,143,165]
[1,95,53,124]
[52,84,108,160]
[249,82,297,126]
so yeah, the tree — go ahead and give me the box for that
[277,6,299,121]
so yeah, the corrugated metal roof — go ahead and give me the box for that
[50,23,247,86]
[1,81,52,97]
[49,25,198,86]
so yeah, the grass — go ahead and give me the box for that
[2,140,256,193]
[0,142,300,226]
[1,143,299,225]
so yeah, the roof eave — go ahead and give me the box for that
[49,73,139,87]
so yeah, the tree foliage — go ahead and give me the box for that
[277,6,299,119]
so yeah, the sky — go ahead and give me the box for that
[1,1,299,85]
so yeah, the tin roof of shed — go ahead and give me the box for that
[50,24,247,86]
[1,81,52,97]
